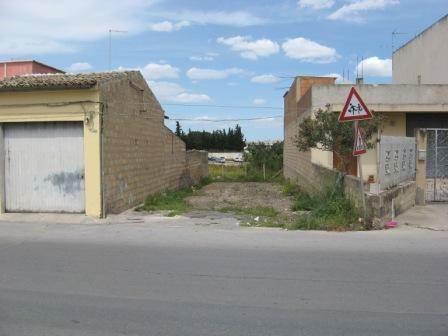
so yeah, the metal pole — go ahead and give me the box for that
[376,129,381,195]
[434,130,438,201]
[108,29,112,71]
[108,29,128,71]
[355,121,368,223]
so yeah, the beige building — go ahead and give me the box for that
[393,14,448,85]
[0,71,207,217]
[283,76,448,191]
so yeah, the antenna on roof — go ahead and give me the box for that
[392,30,411,55]
[361,56,364,79]
[108,29,128,71]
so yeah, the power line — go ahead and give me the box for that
[163,103,283,110]
[167,115,283,122]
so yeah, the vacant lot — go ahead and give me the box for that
[187,182,293,215]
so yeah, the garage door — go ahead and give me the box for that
[4,122,85,213]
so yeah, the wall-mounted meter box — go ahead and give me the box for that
[418,149,426,161]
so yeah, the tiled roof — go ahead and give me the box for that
[0,71,136,91]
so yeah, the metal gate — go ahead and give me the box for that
[4,122,85,213]
[426,129,448,202]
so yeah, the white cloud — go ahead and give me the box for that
[150,20,190,32]
[175,93,211,103]
[149,81,211,103]
[186,67,246,80]
[142,63,179,80]
[0,0,153,55]
[67,62,93,72]
[162,10,265,27]
[217,36,279,60]
[328,0,399,22]
[356,57,392,77]
[251,74,280,84]
[282,37,338,63]
[189,53,218,62]
[253,98,267,106]
[298,0,335,10]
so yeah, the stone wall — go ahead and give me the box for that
[99,72,207,214]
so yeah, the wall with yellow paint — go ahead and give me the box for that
[304,111,407,182]
[0,89,103,217]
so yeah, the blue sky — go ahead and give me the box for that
[1,0,446,141]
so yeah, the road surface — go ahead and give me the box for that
[0,214,447,335]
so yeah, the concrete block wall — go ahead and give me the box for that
[186,150,209,185]
[283,77,336,187]
[366,181,416,228]
[288,161,417,229]
[99,72,206,214]
[283,82,314,185]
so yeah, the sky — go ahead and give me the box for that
[0,0,446,141]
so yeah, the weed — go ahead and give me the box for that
[208,164,283,182]
[220,206,278,218]
[137,177,212,216]
[288,185,361,231]
[282,181,300,196]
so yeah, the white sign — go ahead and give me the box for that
[339,87,373,122]
[353,126,367,156]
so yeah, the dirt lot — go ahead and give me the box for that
[187,182,294,214]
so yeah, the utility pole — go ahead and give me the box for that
[108,29,128,70]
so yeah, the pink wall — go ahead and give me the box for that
[0,61,63,80]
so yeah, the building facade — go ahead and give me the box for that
[393,14,448,85]
[283,77,448,193]
[0,71,207,217]
[0,60,64,80]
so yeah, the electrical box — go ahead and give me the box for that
[418,149,426,161]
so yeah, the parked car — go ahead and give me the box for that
[233,156,244,163]
[216,157,226,164]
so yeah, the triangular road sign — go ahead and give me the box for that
[353,126,367,156]
[339,87,373,122]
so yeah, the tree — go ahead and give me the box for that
[175,121,183,137]
[295,106,382,172]
[174,123,246,151]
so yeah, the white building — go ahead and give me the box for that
[393,14,448,85]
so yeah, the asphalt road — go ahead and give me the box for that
[0,215,447,336]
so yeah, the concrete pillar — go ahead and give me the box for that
[415,129,427,205]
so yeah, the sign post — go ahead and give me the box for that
[338,87,373,224]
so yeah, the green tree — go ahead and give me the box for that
[175,121,183,137]
[178,124,246,151]
[295,107,382,172]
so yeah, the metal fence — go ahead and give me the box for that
[379,136,416,190]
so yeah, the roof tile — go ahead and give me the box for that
[0,71,136,91]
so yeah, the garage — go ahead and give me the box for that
[4,122,85,213]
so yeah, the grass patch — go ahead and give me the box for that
[137,188,192,216]
[286,182,362,231]
[208,164,283,182]
[137,177,212,216]
[214,179,361,231]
